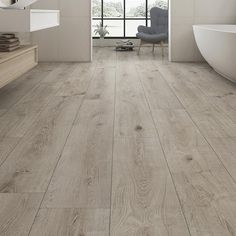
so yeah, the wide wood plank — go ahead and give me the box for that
[56,63,96,97]
[189,106,236,138]
[0,63,70,139]
[0,96,83,193]
[95,47,117,68]
[42,67,115,208]
[136,62,183,110]
[0,137,20,166]
[158,64,236,138]
[207,94,236,123]
[208,137,236,181]
[153,109,236,235]
[0,193,43,236]
[158,63,210,113]
[0,64,78,167]
[29,208,109,236]
[110,137,190,236]
[115,63,156,138]
[183,63,236,98]
[0,63,52,112]
[0,48,236,235]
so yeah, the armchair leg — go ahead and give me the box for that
[160,41,164,57]
[138,40,142,55]
[152,44,155,53]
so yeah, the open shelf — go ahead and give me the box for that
[0,9,60,32]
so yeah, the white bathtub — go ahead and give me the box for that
[193,25,236,83]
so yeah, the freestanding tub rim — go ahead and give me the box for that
[193,24,236,34]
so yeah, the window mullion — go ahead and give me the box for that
[124,0,126,38]
[146,0,148,27]
[101,0,104,27]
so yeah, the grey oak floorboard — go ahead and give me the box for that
[0,193,43,236]
[112,51,189,235]
[115,59,157,138]
[0,96,83,193]
[29,208,109,236]
[1,48,236,235]
[157,63,211,113]
[207,94,236,123]
[95,47,117,68]
[207,137,236,182]
[136,62,183,110]
[158,64,236,138]
[0,136,20,166]
[56,63,97,97]
[0,63,53,113]
[42,67,116,208]
[152,109,236,236]
[110,137,190,236]
[0,64,77,169]
[183,63,236,98]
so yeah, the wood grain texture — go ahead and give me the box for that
[0,63,50,111]
[29,208,109,236]
[95,47,117,68]
[136,62,183,110]
[0,136,20,166]
[208,137,236,181]
[115,62,156,138]
[0,64,77,169]
[157,63,210,113]
[183,63,236,98]
[110,137,189,236]
[0,64,70,139]
[56,63,96,97]
[153,109,236,235]
[42,67,116,208]
[0,48,236,235]
[0,193,43,236]
[158,63,236,138]
[0,96,83,193]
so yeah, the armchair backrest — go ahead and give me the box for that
[150,7,168,35]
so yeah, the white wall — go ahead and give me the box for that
[31,0,92,62]
[170,0,236,62]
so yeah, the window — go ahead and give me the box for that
[92,0,168,38]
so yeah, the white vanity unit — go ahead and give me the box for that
[0,9,60,32]
[0,0,60,88]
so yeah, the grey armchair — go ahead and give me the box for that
[136,7,168,55]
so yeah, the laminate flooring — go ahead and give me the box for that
[0,47,236,235]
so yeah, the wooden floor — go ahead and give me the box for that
[0,47,236,236]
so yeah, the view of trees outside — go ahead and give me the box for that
[104,0,123,17]
[92,0,168,37]
[93,0,101,17]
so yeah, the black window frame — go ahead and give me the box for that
[93,0,151,39]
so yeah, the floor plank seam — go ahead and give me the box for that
[0,65,73,169]
[136,63,193,236]
[157,67,236,188]
[185,70,236,125]
[26,63,98,236]
[0,65,51,118]
[108,50,117,236]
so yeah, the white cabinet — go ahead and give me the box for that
[0,9,60,32]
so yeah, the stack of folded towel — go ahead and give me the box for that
[0,34,20,52]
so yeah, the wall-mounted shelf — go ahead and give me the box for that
[0,9,60,32]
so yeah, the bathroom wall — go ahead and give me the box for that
[31,0,92,62]
[170,0,236,61]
